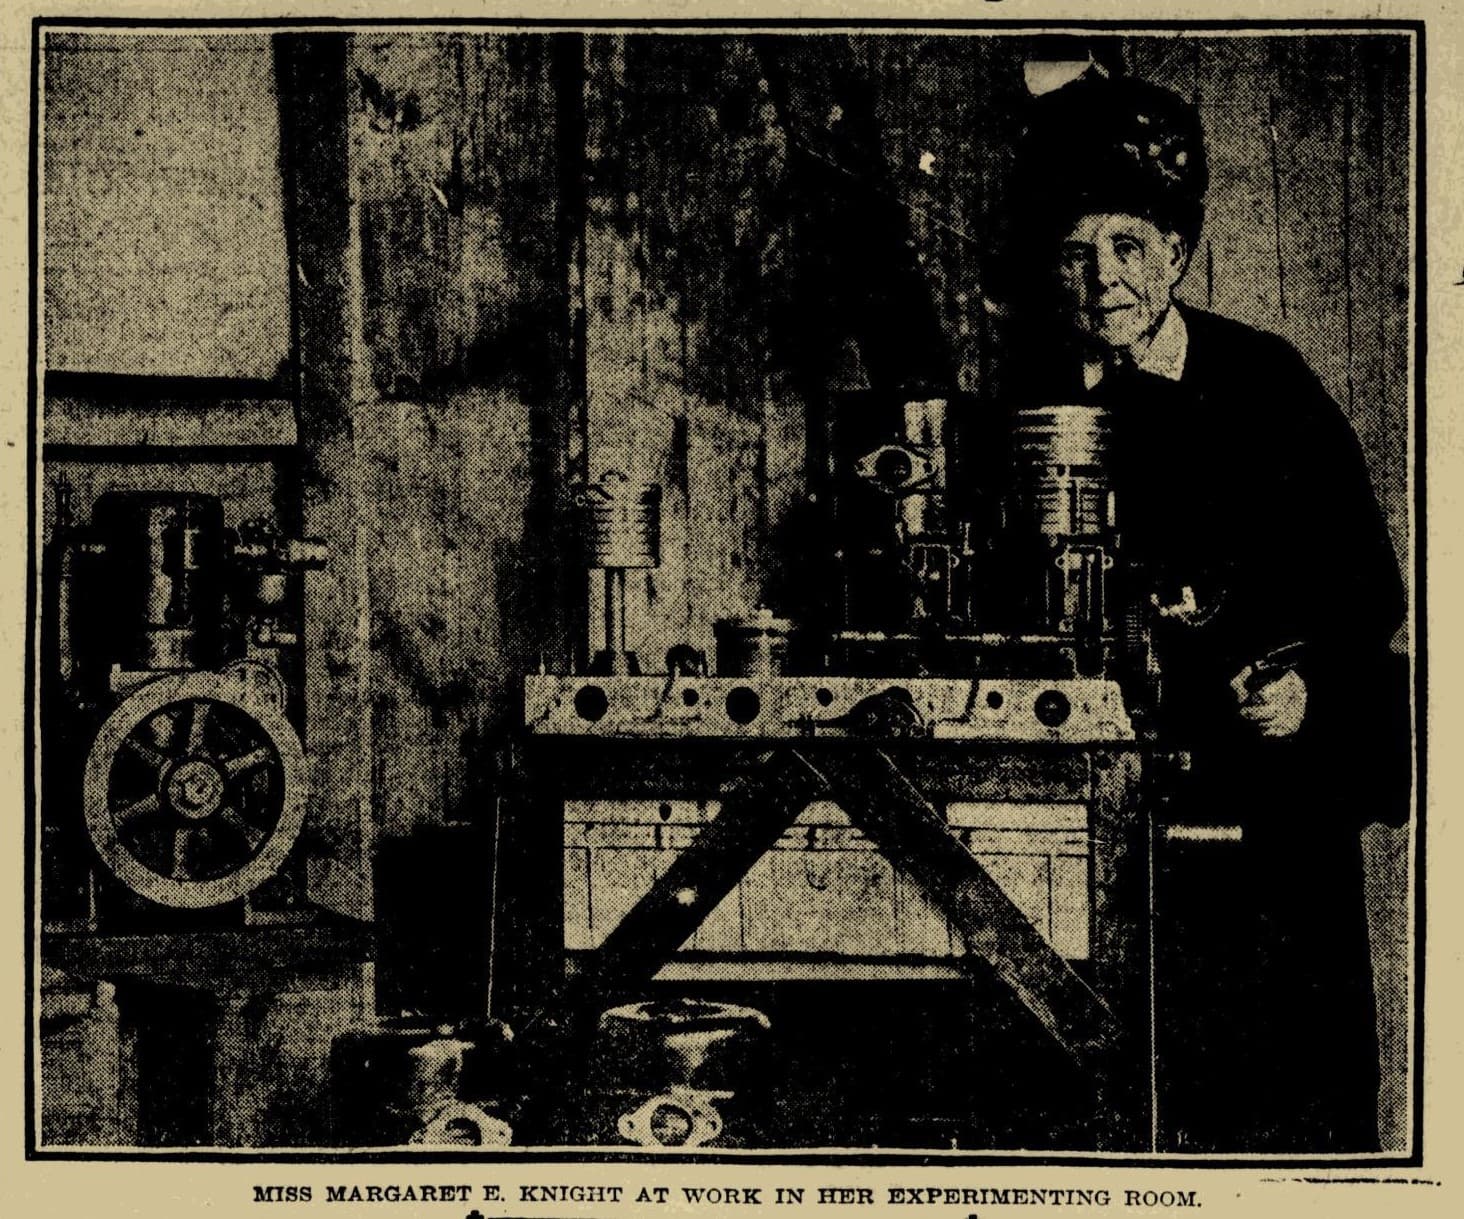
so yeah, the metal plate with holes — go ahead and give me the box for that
[524,675,1134,743]
[82,670,307,909]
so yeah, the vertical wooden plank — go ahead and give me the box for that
[276,33,374,920]
[1379,38,1413,569]
[1350,30,1414,1156]
[1344,37,1408,563]
[1349,36,1412,571]
[717,37,803,626]
[750,51,807,601]
[1266,39,1354,413]
[352,32,456,840]
[1052,855,1092,960]
[341,32,572,838]
[657,38,741,652]
[582,35,645,483]
[864,36,1007,396]
[1088,752,1147,1013]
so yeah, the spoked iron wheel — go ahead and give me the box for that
[83,673,306,909]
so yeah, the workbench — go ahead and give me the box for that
[505,674,1159,1150]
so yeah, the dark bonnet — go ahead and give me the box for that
[1011,72,1209,250]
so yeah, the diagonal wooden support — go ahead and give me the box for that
[567,749,827,1003]
[811,749,1123,1071]
[511,749,825,1141]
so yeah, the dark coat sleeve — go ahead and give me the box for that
[1219,331,1409,828]
[1248,336,1403,652]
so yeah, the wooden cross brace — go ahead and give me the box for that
[564,747,1123,1073]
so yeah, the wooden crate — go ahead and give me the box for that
[563,798,1090,963]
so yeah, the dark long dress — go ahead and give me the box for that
[1013,305,1409,1152]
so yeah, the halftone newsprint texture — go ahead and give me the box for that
[5,4,1460,1219]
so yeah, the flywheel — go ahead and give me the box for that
[82,671,307,909]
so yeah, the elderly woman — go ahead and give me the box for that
[1003,72,1407,1152]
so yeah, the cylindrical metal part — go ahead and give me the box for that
[714,609,793,677]
[254,572,289,607]
[578,471,661,569]
[898,490,936,539]
[902,397,947,449]
[1002,406,1118,648]
[90,492,227,671]
[594,998,771,1090]
[1010,405,1114,538]
[329,1022,470,1146]
[586,998,772,1148]
[284,538,329,569]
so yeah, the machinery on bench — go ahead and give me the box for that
[521,394,1166,1150]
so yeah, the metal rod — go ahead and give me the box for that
[604,567,626,659]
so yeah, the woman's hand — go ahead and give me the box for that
[1229,665,1308,738]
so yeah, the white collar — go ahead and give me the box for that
[1082,306,1189,390]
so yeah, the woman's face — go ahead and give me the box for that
[1056,213,1187,352]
